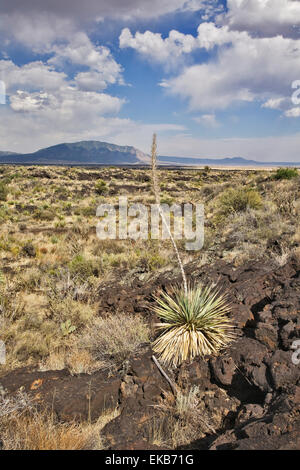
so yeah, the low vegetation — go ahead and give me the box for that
[0,181,8,201]
[218,187,262,215]
[0,164,299,375]
[95,179,107,195]
[272,167,299,180]
[0,392,119,450]
[0,161,299,449]
[80,313,150,366]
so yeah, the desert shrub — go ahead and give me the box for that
[160,195,174,205]
[79,206,96,217]
[48,293,95,329]
[92,239,126,256]
[0,182,8,201]
[272,188,297,215]
[0,285,25,320]
[152,284,235,367]
[95,179,107,195]
[219,187,262,215]
[33,208,56,221]
[13,329,52,361]
[17,267,42,290]
[22,243,36,258]
[0,269,5,285]
[175,386,200,419]
[69,254,100,279]
[138,252,168,271]
[272,167,298,180]
[0,206,9,222]
[80,313,150,365]
[101,251,138,270]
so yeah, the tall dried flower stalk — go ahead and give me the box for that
[151,133,188,295]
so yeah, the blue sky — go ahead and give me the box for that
[0,0,300,161]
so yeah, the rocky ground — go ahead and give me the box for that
[1,254,299,450]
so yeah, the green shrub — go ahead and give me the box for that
[272,167,298,180]
[219,188,262,215]
[34,208,56,221]
[0,182,8,201]
[79,206,96,217]
[95,179,107,195]
[69,254,99,279]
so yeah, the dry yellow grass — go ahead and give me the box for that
[0,405,120,450]
[1,411,89,450]
[80,312,150,366]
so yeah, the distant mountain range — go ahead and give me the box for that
[0,141,299,167]
[158,156,300,167]
[0,141,149,165]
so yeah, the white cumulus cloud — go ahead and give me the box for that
[160,24,300,111]
[120,28,198,65]
[220,0,300,38]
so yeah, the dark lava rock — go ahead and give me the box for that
[235,404,265,426]
[280,320,300,350]
[0,367,121,422]
[210,356,236,386]
[229,337,269,367]
[268,350,300,391]
[247,363,272,393]
[210,389,300,450]
[254,322,278,350]
[1,257,300,450]
[177,357,211,390]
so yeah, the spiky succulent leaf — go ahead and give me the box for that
[152,284,235,367]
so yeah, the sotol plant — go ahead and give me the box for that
[151,134,235,367]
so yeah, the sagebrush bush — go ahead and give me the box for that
[0,182,8,201]
[80,313,150,365]
[69,254,100,279]
[219,187,262,215]
[95,179,107,195]
[273,167,298,180]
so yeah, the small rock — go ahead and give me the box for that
[250,363,272,393]
[210,356,236,386]
[236,404,265,426]
[230,337,269,367]
[268,350,300,390]
[254,322,278,351]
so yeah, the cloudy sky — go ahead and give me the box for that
[0,0,300,161]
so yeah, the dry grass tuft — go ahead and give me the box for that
[80,312,150,366]
[1,411,88,450]
[149,386,214,448]
[0,394,120,450]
